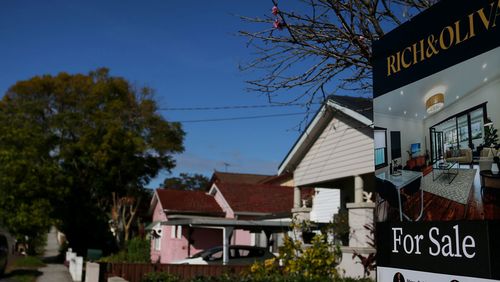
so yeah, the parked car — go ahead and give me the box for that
[0,234,8,275]
[172,245,275,265]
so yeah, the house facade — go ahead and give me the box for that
[277,95,376,278]
[149,189,225,263]
[149,172,302,264]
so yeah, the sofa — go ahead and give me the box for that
[478,147,499,171]
[445,148,472,167]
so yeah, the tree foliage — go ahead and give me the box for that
[162,173,210,191]
[240,0,436,104]
[0,68,184,254]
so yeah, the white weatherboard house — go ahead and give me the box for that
[278,95,375,278]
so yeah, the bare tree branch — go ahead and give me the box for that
[239,0,436,105]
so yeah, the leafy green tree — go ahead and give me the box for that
[0,68,184,254]
[162,173,210,190]
[0,88,67,253]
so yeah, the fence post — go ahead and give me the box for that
[75,256,83,281]
[69,255,76,280]
[66,248,73,264]
[85,262,100,282]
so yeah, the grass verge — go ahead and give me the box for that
[2,256,45,282]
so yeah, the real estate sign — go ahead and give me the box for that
[377,221,500,280]
[373,0,500,97]
[372,0,500,280]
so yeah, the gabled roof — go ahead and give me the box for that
[153,189,225,216]
[210,171,275,186]
[278,95,373,175]
[213,182,294,214]
[327,95,373,121]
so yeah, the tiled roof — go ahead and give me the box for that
[214,182,294,214]
[156,189,224,215]
[260,173,293,186]
[211,171,275,185]
[328,95,373,120]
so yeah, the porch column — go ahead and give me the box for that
[346,175,375,248]
[293,187,301,208]
[292,186,311,222]
[222,227,234,265]
[354,175,364,203]
[187,227,192,258]
[263,230,272,252]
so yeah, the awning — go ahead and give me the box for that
[144,221,160,230]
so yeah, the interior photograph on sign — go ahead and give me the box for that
[374,46,500,222]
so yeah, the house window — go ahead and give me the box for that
[176,226,182,239]
[374,129,387,169]
[171,226,182,239]
[154,236,161,251]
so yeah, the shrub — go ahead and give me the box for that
[127,237,150,262]
[142,272,180,282]
[331,210,350,246]
[140,271,374,282]
[99,250,127,263]
[99,237,150,263]
[249,234,341,281]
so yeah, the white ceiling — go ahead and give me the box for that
[374,47,500,121]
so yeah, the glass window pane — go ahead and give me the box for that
[374,130,386,149]
[470,108,484,149]
[375,149,385,166]
[457,114,469,148]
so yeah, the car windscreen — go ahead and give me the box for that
[189,247,222,259]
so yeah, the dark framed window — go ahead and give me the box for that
[390,131,402,160]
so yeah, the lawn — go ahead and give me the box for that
[2,256,45,282]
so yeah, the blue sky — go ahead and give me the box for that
[0,1,322,188]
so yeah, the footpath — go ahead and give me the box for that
[36,227,73,282]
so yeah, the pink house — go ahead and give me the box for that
[148,172,302,264]
[149,189,225,263]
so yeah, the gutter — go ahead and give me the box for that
[163,209,226,217]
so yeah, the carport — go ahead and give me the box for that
[161,217,293,265]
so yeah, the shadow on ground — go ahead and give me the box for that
[2,268,43,279]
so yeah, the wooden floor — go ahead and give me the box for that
[380,165,500,222]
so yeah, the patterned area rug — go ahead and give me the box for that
[421,169,476,205]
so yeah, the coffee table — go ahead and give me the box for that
[432,161,458,184]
